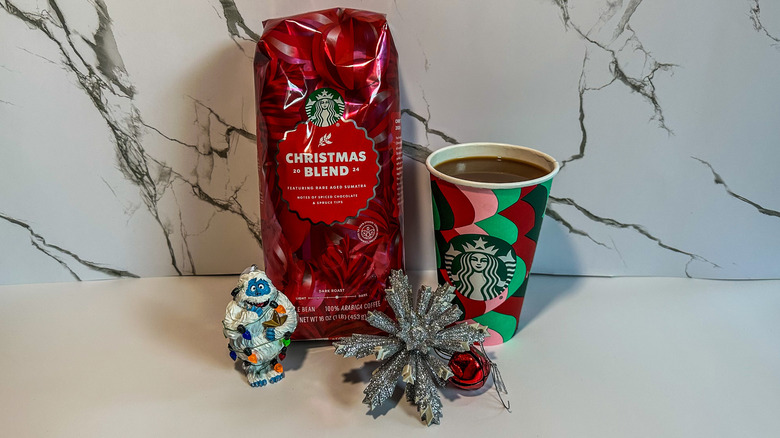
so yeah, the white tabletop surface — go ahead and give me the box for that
[1,273,779,437]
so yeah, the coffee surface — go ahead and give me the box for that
[435,156,550,183]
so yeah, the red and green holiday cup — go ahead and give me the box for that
[426,143,559,344]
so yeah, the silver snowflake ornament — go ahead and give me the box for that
[334,270,489,426]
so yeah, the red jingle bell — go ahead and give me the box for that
[448,345,491,390]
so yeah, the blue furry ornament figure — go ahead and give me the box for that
[223,265,298,387]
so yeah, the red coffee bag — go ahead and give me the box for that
[254,9,403,339]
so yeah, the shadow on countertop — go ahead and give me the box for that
[516,274,582,332]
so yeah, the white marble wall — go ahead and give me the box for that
[1,0,779,284]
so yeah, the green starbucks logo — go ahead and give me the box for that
[445,235,516,301]
[305,88,345,127]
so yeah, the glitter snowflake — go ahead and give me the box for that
[334,270,489,426]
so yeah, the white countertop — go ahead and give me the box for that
[1,274,779,437]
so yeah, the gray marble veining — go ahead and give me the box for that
[2,0,779,284]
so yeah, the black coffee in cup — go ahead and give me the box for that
[434,156,550,184]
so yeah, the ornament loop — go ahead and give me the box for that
[478,342,511,412]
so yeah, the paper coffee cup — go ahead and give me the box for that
[426,143,559,344]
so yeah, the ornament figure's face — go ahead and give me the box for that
[247,277,271,297]
[235,271,277,313]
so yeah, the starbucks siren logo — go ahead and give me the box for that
[305,88,345,127]
[444,235,516,301]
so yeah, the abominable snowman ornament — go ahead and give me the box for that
[223,265,298,387]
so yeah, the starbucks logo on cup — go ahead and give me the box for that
[445,235,517,301]
[357,221,379,243]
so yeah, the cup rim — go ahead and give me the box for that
[425,142,560,190]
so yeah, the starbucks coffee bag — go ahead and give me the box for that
[254,9,404,339]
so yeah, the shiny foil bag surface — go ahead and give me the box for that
[254,9,403,339]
